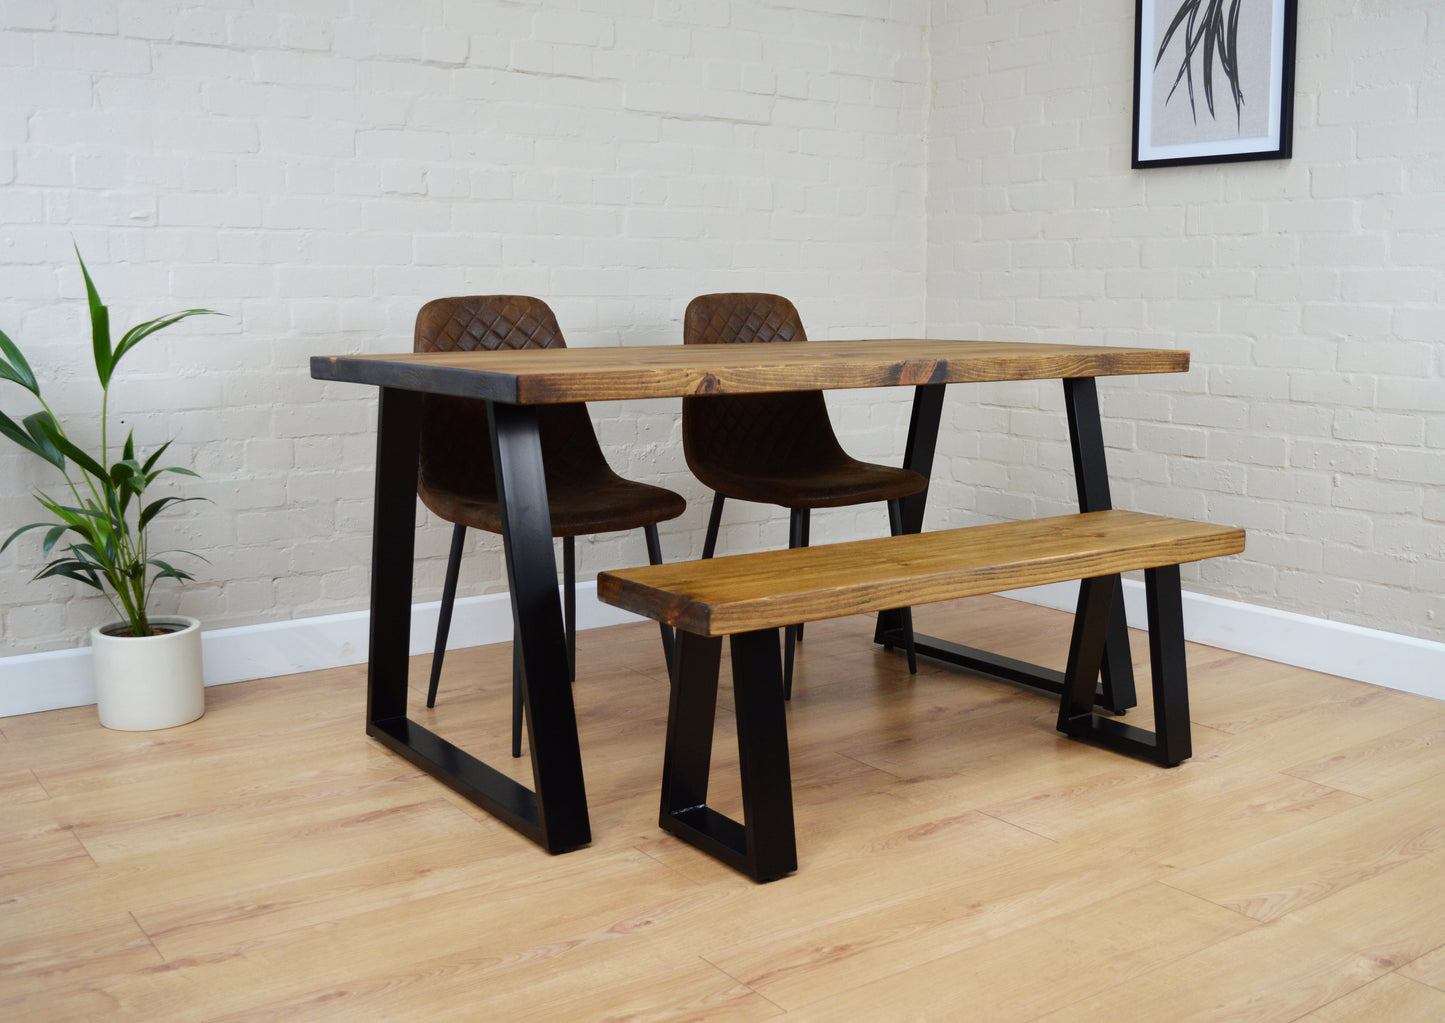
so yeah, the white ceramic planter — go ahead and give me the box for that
[90,616,205,731]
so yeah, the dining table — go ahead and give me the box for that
[310,338,1189,853]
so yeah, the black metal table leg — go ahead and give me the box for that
[363,389,591,854]
[489,401,591,851]
[874,383,945,645]
[365,387,421,727]
[1063,377,1137,713]
[873,379,1136,713]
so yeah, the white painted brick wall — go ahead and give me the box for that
[929,0,1445,641]
[0,0,929,655]
[7,0,1441,661]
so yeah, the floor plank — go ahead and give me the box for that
[1296,972,1445,1023]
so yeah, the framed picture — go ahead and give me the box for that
[1132,0,1298,168]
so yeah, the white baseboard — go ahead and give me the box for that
[0,587,645,719]
[2,582,1442,719]
[1003,579,1445,703]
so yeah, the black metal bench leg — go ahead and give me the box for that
[731,629,798,881]
[660,631,722,812]
[1145,564,1192,765]
[659,632,730,855]
[659,629,797,883]
[1057,568,1192,767]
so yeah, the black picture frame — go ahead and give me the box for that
[1132,0,1297,169]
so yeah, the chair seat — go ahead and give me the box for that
[692,457,925,510]
[418,390,685,539]
[421,472,686,539]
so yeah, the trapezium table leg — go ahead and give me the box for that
[659,629,797,882]
[364,390,582,852]
[1064,377,1138,714]
[490,401,591,852]
[1057,569,1192,767]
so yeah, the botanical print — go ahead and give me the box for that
[1151,0,1273,146]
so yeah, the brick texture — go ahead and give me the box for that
[4,0,1442,656]
[0,0,929,654]
[928,0,1445,642]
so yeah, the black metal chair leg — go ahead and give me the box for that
[644,524,675,669]
[427,523,468,709]
[783,624,799,701]
[887,499,917,675]
[701,492,725,559]
[796,509,809,642]
[783,508,809,700]
[515,533,574,759]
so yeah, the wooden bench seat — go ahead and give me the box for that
[598,509,1245,881]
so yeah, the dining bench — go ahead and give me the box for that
[597,509,1246,881]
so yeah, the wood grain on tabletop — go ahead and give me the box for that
[309,338,1190,403]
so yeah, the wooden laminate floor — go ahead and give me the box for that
[3,595,1444,1021]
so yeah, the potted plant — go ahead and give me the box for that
[1,248,219,730]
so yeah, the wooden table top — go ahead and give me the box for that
[310,339,1189,405]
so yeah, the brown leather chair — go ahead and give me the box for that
[417,296,686,756]
[681,293,925,695]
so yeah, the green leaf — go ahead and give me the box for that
[111,458,145,498]
[140,439,173,475]
[0,327,40,396]
[1,521,57,555]
[122,431,135,462]
[32,494,92,531]
[147,558,196,584]
[138,494,205,531]
[110,458,141,487]
[14,411,67,469]
[41,523,70,556]
[34,416,106,480]
[35,560,105,591]
[111,458,143,515]
[76,245,114,389]
[112,309,221,370]
[1,409,47,461]
[68,541,114,573]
